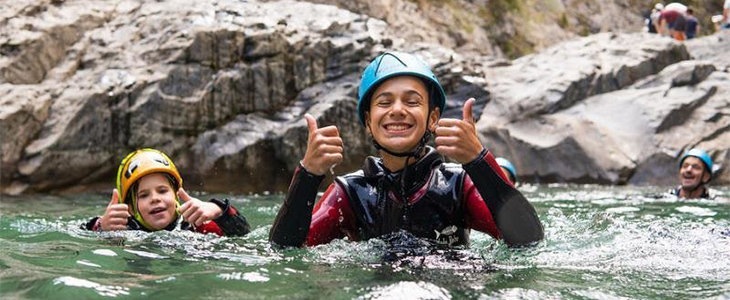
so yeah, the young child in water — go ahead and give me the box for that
[83,148,250,236]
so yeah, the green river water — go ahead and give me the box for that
[1,185,729,299]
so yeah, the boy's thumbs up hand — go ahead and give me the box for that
[434,98,484,164]
[177,188,222,228]
[301,113,344,175]
[100,189,130,231]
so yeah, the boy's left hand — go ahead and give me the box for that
[434,98,484,164]
[177,188,223,227]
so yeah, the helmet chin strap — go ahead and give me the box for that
[370,129,432,230]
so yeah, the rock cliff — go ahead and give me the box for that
[1,0,728,194]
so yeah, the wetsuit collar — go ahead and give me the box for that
[674,186,710,199]
[363,146,442,196]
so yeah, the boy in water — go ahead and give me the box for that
[84,149,250,236]
[270,52,543,248]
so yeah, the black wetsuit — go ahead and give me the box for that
[270,147,543,247]
[672,186,711,199]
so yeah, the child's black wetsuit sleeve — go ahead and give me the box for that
[210,199,251,236]
[269,165,324,247]
[82,217,101,231]
[462,149,544,246]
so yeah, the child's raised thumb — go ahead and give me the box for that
[109,189,120,205]
[177,188,192,202]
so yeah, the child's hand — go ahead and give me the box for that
[177,188,223,227]
[100,189,130,231]
[301,113,344,175]
[434,98,484,164]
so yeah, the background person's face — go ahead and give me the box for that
[136,173,177,230]
[366,76,435,154]
[679,157,710,189]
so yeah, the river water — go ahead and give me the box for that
[1,185,729,299]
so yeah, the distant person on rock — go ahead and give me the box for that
[657,7,688,41]
[685,8,700,39]
[269,51,543,248]
[496,157,518,185]
[83,148,250,236]
[647,3,664,33]
[673,148,714,199]
[724,0,730,29]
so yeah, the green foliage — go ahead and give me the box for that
[558,12,569,29]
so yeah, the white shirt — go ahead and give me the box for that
[665,2,688,13]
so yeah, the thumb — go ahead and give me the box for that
[304,114,318,138]
[109,189,120,206]
[462,98,475,124]
[177,187,192,203]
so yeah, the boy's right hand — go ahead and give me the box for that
[301,114,344,176]
[100,189,130,231]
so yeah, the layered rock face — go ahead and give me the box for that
[1,0,728,195]
[1,0,389,194]
[476,32,730,185]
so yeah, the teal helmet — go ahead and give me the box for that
[357,51,447,126]
[679,148,713,178]
[496,157,517,183]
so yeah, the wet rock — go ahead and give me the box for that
[476,45,730,184]
[1,0,728,194]
[0,0,386,194]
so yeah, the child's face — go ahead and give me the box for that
[136,173,177,230]
[366,76,438,154]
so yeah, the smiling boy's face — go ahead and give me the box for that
[136,173,177,230]
[365,76,439,154]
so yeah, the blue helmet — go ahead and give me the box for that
[496,157,517,183]
[679,148,713,178]
[357,51,447,126]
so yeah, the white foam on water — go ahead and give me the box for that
[218,272,270,282]
[123,249,168,259]
[53,276,130,297]
[605,206,640,213]
[92,249,117,256]
[359,281,451,300]
[76,260,101,268]
[675,206,716,217]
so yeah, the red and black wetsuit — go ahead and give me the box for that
[270,147,543,247]
[83,198,251,237]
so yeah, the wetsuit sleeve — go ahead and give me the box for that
[306,183,356,246]
[202,199,251,237]
[462,149,544,246]
[269,164,326,247]
[462,177,501,239]
[82,217,102,231]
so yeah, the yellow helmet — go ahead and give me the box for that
[115,148,183,230]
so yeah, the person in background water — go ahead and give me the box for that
[496,157,518,185]
[673,148,714,199]
[269,51,543,248]
[83,148,250,236]
[685,8,700,39]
